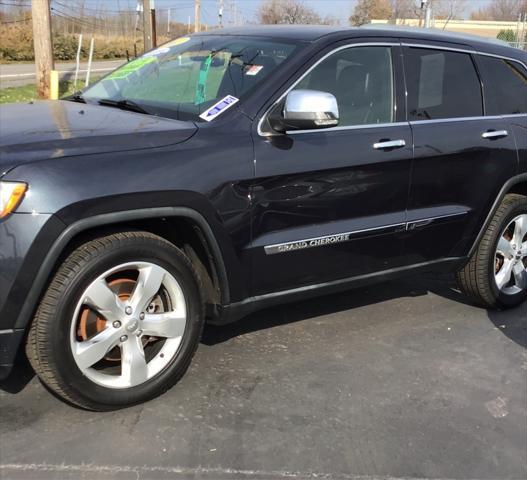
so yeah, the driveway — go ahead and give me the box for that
[0,274,526,480]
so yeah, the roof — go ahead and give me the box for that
[196,24,526,61]
[197,24,339,41]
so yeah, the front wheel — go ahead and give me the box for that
[26,231,204,410]
[457,194,527,309]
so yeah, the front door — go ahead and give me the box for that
[249,42,413,296]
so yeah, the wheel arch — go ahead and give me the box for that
[468,173,527,257]
[14,207,232,332]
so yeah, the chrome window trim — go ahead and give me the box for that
[257,42,400,138]
[401,42,476,55]
[257,40,527,137]
[409,116,502,126]
[287,121,409,135]
[401,42,527,71]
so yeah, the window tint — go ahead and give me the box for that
[477,55,527,115]
[293,46,394,127]
[404,48,483,121]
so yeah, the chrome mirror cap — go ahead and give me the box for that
[279,89,339,131]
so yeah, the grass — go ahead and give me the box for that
[0,78,99,104]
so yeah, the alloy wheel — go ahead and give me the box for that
[494,214,527,295]
[70,262,187,389]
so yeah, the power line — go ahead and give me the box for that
[50,8,100,30]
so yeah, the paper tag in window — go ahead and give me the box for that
[165,37,191,48]
[199,95,239,122]
[245,65,264,76]
[144,47,170,57]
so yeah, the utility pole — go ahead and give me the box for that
[219,0,224,28]
[142,0,153,52]
[31,0,55,99]
[195,0,201,33]
[421,0,432,28]
[167,8,171,35]
[151,4,157,48]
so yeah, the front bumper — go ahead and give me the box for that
[0,212,64,375]
[0,329,25,379]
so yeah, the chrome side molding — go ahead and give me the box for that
[264,211,469,255]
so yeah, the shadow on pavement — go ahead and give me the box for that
[487,304,527,349]
[203,274,437,346]
[2,273,525,396]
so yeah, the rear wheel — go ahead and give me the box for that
[26,231,204,410]
[457,194,527,309]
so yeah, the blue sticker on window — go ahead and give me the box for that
[199,95,239,122]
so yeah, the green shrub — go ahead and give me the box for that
[497,29,517,43]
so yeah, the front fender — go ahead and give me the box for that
[12,202,243,334]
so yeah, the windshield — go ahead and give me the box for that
[81,35,300,121]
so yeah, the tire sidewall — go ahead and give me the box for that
[47,238,203,409]
[488,202,527,308]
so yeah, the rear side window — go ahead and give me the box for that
[404,47,483,121]
[476,55,527,115]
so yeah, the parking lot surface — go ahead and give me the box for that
[1,274,526,480]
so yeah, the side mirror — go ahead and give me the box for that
[270,89,339,133]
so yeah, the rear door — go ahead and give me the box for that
[249,41,413,296]
[401,43,519,264]
[474,53,527,175]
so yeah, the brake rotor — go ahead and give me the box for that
[77,278,135,362]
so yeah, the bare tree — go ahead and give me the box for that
[392,0,420,20]
[433,0,467,25]
[350,0,393,25]
[257,0,324,25]
[469,0,525,21]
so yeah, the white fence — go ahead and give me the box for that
[507,41,527,50]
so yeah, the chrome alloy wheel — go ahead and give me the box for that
[70,262,187,389]
[494,214,527,295]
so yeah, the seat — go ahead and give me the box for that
[336,64,373,126]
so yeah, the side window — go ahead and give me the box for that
[293,46,395,127]
[404,48,483,121]
[476,55,527,115]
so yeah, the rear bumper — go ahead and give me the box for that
[0,329,25,379]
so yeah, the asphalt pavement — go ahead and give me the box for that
[0,60,125,87]
[0,274,526,480]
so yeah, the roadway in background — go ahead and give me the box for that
[0,60,126,87]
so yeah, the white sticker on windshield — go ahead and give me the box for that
[199,95,239,122]
[144,47,170,57]
[245,65,263,76]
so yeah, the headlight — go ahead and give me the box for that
[0,181,27,219]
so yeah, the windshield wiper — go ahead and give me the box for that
[66,92,86,103]
[98,98,151,115]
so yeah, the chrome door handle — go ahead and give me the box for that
[482,130,508,139]
[373,139,406,150]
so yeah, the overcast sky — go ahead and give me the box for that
[75,0,495,25]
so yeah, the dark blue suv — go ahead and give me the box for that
[1,26,526,410]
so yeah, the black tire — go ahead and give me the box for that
[26,231,204,411]
[457,194,527,309]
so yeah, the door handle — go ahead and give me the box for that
[482,130,508,139]
[373,139,406,150]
